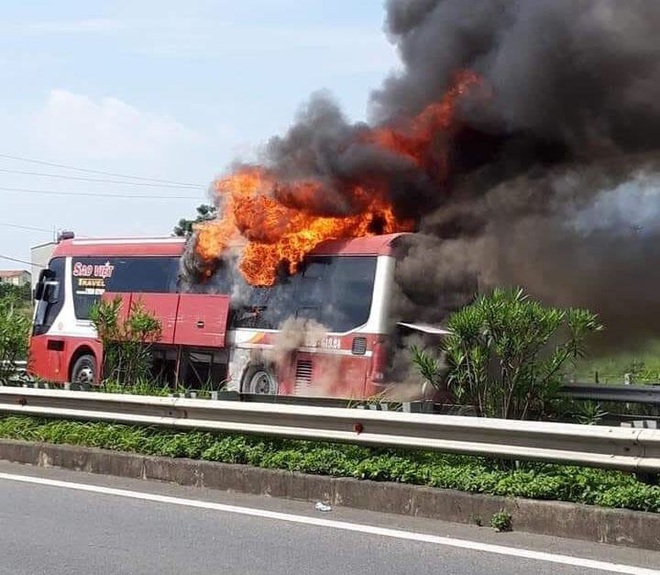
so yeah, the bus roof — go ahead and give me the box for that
[52,236,187,258]
[52,232,412,259]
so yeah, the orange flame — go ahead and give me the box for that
[365,70,481,176]
[195,70,481,286]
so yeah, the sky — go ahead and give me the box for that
[0,0,399,270]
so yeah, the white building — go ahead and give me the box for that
[30,241,57,291]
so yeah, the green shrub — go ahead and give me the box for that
[90,296,162,386]
[490,510,513,532]
[415,288,603,419]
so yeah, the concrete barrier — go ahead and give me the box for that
[0,439,658,551]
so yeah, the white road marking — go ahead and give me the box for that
[0,471,657,575]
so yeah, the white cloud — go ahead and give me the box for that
[31,89,200,160]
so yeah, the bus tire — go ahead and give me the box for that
[71,354,97,389]
[241,364,278,395]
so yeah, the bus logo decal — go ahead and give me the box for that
[73,261,115,279]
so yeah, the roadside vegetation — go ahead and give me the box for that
[0,283,31,307]
[413,288,603,419]
[0,294,31,382]
[90,296,162,387]
[573,339,660,384]
[0,415,657,513]
[0,283,33,325]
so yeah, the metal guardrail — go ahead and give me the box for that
[561,383,660,405]
[0,361,28,383]
[0,387,658,472]
[0,360,26,370]
[4,367,660,405]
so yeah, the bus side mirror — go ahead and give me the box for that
[34,269,55,301]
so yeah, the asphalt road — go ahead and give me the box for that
[0,461,657,575]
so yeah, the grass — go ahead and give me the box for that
[99,379,176,396]
[0,415,658,513]
[97,377,217,398]
[573,339,660,384]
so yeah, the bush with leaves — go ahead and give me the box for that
[410,345,445,391]
[0,297,30,383]
[415,288,602,419]
[90,296,162,386]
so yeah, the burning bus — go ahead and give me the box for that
[28,72,483,398]
[29,231,458,399]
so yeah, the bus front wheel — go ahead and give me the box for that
[71,354,97,388]
[241,364,278,395]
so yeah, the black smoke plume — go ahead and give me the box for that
[191,0,660,350]
[374,0,660,349]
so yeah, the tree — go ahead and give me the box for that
[173,204,217,237]
[413,287,602,419]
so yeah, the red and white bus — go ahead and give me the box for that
[29,231,433,399]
